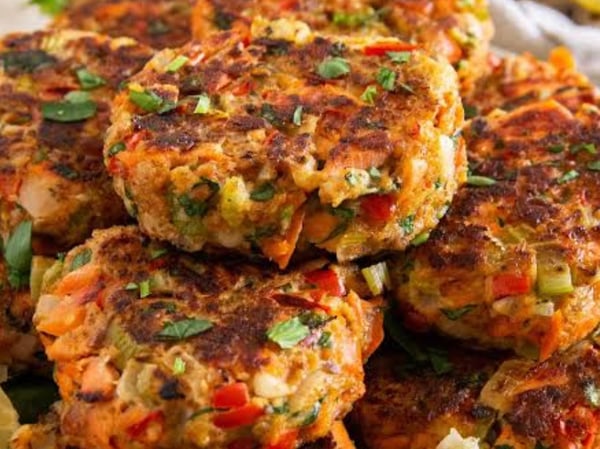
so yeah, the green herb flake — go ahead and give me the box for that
[107,142,126,157]
[150,248,169,260]
[266,317,310,349]
[172,357,186,375]
[441,305,476,321]
[584,381,600,408]
[410,232,430,247]
[467,175,497,187]
[3,221,33,288]
[166,55,190,73]
[588,160,600,171]
[193,94,211,114]
[250,182,276,202]
[428,347,453,375]
[129,89,165,113]
[293,105,303,126]
[189,407,216,420]
[570,142,597,155]
[317,57,351,79]
[42,92,97,123]
[344,172,359,186]
[368,166,381,179]
[156,318,213,341]
[464,104,479,119]
[376,67,396,91]
[399,83,415,94]
[70,248,92,271]
[387,51,411,64]
[139,280,151,299]
[76,68,106,90]
[178,194,209,217]
[332,10,374,28]
[301,400,322,426]
[361,85,378,105]
[29,0,68,15]
[548,144,564,154]
[557,169,579,184]
[399,215,415,235]
[271,403,289,414]
[318,331,332,348]
[125,282,138,291]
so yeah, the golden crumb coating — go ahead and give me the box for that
[53,0,195,50]
[105,22,465,267]
[0,29,153,253]
[191,0,493,95]
[33,226,382,449]
[393,99,600,360]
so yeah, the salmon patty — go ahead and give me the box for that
[0,29,153,253]
[53,0,194,50]
[105,22,465,267]
[33,226,382,449]
[393,99,600,359]
[191,0,493,94]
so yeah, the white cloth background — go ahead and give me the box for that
[0,0,598,83]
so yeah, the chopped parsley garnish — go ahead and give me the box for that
[557,169,579,184]
[125,282,138,291]
[323,205,356,241]
[29,0,68,15]
[387,51,411,64]
[129,88,175,114]
[70,248,92,271]
[361,85,378,104]
[317,57,351,79]
[376,67,396,91]
[172,357,186,375]
[150,248,169,260]
[139,280,151,298]
[107,142,126,157]
[260,103,281,126]
[399,82,415,94]
[178,194,210,217]
[293,105,303,126]
[266,317,310,349]
[570,142,597,155]
[332,10,375,28]
[76,68,106,90]
[548,144,564,154]
[441,305,476,321]
[463,104,479,119]
[156,318,213,341]
[399,215,415,234]
[250,182,276,202]
[301,400,322,426]
[410,232,430,246]
[166,55,189,73]
[194,94,211,114]
[0,49,56,74]
[318,331,332,348]
[467,175,497,187]
[584,381,600,408]
[588,160,600,171]
[42,91,97,122]
[3,221,32,288]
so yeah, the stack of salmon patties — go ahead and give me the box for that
[4,1,600,449]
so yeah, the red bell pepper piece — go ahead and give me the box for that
[304,269,345,297]
[360,194,396,224]
[126,410,164,440]
[364,42,417,56]
[213,404,264,429]
[492,273,531,299]
[212,383,249,409]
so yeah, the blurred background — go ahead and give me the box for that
[0,0,598,83]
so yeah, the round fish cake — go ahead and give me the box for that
[105,23,465,267]
[33,226,381,449]
[191,0,494,95]
[394,99,600,359]
[466,49,600,117]
[53,0,195,50]
[0,30,153,253]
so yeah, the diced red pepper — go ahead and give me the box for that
[492,273,531,299]
[213,404,264,429]
[265,430,299,449]
[360,194,396,224]
[304,269,346,297]
[126,410,164,440]
[363,42,417,56]
[232,80,253,97]
[279,0,298,10]
[212,383,249,409]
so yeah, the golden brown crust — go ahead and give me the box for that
[34,226,379,449]
[0,30,153,252]
[53,0,194,50]
[394,99,600,359]
[105,23,465,267]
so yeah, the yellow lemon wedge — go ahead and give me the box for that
[572,0,600,14]
[0,386,19,449]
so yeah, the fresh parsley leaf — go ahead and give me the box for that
[570,142,597,155]
[557,169,579,184]
[376,67,396,91]
[548,144,564,154]
[266,317,310,349]
[139,280,151,298]
[172,357,186,375]
[178,194,209,217]
[129,89,173,113]
[464,104,479,119]
[194,94,211,114]
[467,175,497,187]
[318,331,332,348]
[588,160,600,171]
[441,305,476,321]
[399,215,415,234]
[166,55,189,73]
[29,0,68,15]
[156,318,213,341]
[387,51,411,64]
[317,57,351,79]
[361,85,378,104]
[42,91,97,122]
[332,10,375,28]
[3,221,32,288]
[301,400,322,426]
[250,183,276,202]
[107,142,126,157]
[76,68,106,90]
[410,232,430,246]
[70,248,92,271]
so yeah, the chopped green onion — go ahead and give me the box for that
[106,321,140,369]
[570,142,597,155]
[293,106,303,126]
[399,215,415,234]
[76,68,106,90]
[399,83,415,94]
[376,67,396,91]
[107,141,126,157]
[361,85,378,104]
[125,282,138,291]
[534,302,555,317]
[250,182,276,202]
[464,104,479,119]
[317,57,350,79]
[548,144,564,154]
[411,232,430,247]
[301,400,322,426]
[172,357,186,375]
[368,166,381,179]
[166,55,189,73]
[467,175,497,187]
[29,0,68,16]
[387,51,411,64]
[3,221,33,288]
[588,160,600,171]
[318,331,332,348]
[441,305,476,321]
[361,262,391,296]
[150,248,169,260]
[266,317,310,349]
[42,92,97,122]
[557,170,579,184]
[139,280,151,298]
[70,248,92,271]
[156,318,213,341]
[194,94,211,114]
[536,251,574,296]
